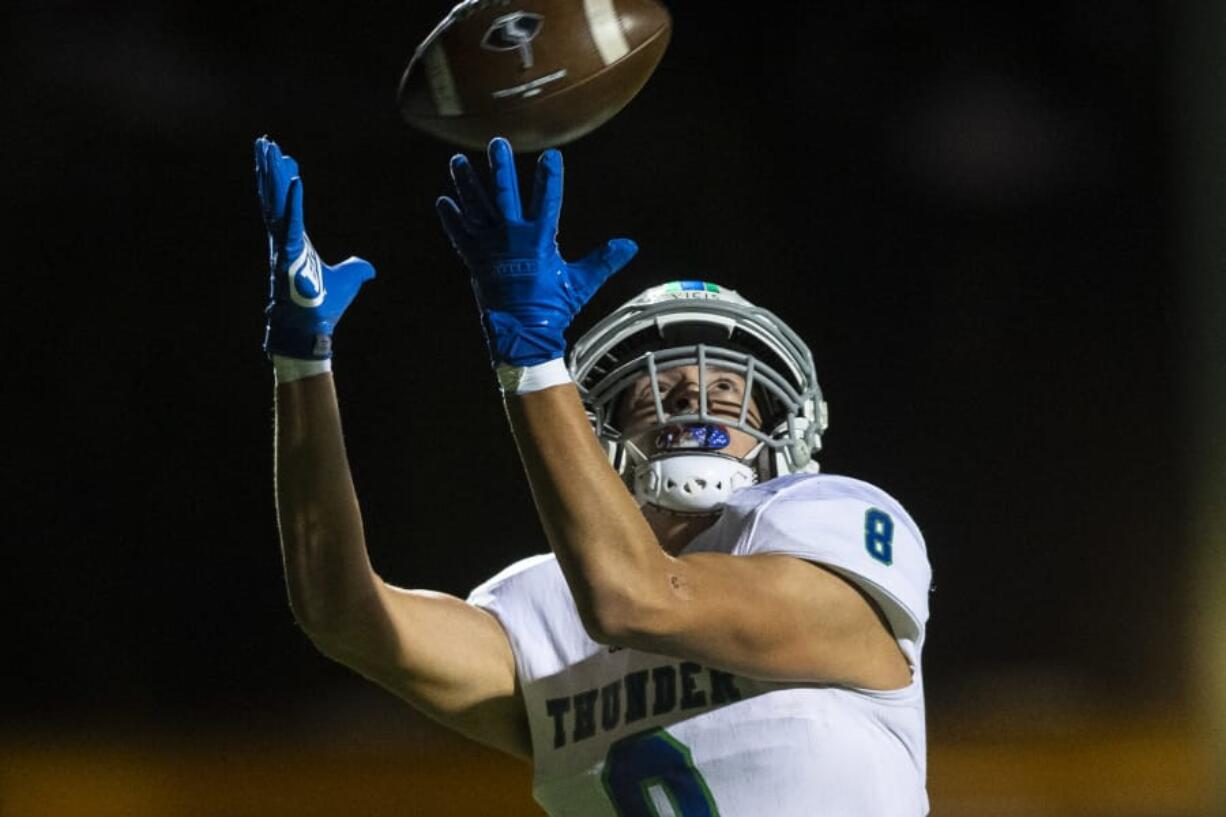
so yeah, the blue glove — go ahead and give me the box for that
[435,137,638,368]
[255,136,375,360]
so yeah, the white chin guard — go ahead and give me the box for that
[632,454,756,514]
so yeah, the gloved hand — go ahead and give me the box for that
[435,137,638,368]
[255,136,375,360]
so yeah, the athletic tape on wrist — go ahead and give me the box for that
[496,358,572,394]
[273,355,332,384]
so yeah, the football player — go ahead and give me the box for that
[257,134,932,816]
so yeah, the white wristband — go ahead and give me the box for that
[273,355,332,384]
[496,358,572,395]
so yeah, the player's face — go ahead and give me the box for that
[617,365,763,459]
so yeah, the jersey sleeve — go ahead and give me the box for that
[740,480,932,647]
[465,554,548,616]
[466,553,594,683]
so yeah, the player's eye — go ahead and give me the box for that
[627,380,668,412]
[637,379,667,400]
[642,377,677,399]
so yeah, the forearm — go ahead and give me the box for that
[274,372,383,642]
[274,373,531,753]
[504,383,672,635]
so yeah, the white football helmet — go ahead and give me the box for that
[568,281,829,514]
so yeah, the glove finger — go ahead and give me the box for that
[269,141,300,187]
[527,149,563,226]
[584,238,638,276]
[449,154,497,227]
[254,137,266,194]
[487,137,523,222]
[284,177,306,260]
[436,195,474,250]
[255,138,275,223]
[261,139,300,229]
[263,140,286,201]
[572,238,638,299]
[335,256,376,283]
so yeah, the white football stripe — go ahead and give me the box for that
[491,69,568,99]
[584,0,630,65]
[425,44,463,116]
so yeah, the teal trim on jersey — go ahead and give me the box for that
[864,507,895,565]
[602,727,721,816]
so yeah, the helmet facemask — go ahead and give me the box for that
[569,283,828,515]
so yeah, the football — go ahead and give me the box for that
[398,0,671,152]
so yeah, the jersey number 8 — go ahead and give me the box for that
[864,507,894,565]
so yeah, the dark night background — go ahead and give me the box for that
[6,0,1219,813]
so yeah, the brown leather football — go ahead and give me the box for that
[398,0,671,151]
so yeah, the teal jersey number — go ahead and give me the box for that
[865,507,894,565]
[602,728,721,816]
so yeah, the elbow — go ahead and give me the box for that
[290,604,355,659]
[287,585,387,658]
[286,591,344,643]
[295,612,384,670]
[569,549,682,648]
[579,583,673,650]
[577,605,622,647]
[298,621,350,661]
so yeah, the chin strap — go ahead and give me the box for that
[632,453,758,514]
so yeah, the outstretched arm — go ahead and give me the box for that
[504,382,910,690]
[436,138,910,691]
[258,137,531,758]
[273,372,530,758]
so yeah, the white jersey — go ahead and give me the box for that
[468,473,932,816]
